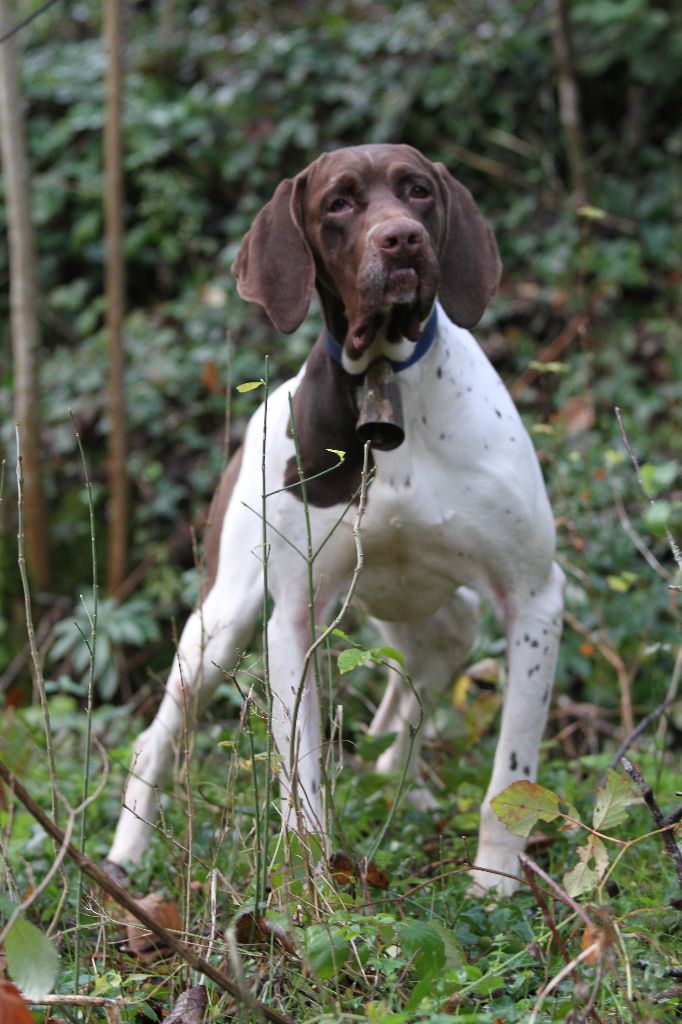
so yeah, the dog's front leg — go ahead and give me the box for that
[268,602,325,836]
[472,562,565,894]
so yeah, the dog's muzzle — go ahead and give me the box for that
[356,358,405,451]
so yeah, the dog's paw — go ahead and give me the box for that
[101,859,130,889]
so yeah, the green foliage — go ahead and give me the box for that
[1,904,60,999]
[48,591,160,700]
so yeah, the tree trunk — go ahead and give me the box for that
[0,0,50,588]
[104,0,128,594]
[549,0,589,205]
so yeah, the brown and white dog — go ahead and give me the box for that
[108,144,564,893]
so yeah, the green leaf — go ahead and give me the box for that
[643,500,672,537]
[337,647,372,675]
[563,836,609,897]
[304,924,350,979]
[592,769,639,831]
[236,380,263,392]
[606,571,638,593]
[325,448,346,461]
[5,916,60,999]
[640,461,678,497]
[490,781,561,837]
[528,360,569,374]
[396,918,445,980]
[370,646,406,669]
[357,732,397,762]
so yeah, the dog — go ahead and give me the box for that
[107,144,564,894]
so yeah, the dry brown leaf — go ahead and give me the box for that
[581,909,617,965]
[363,860,390,891]
[200,360,222,395]
[329,851,390,890]
[0,981,34,1024]
[164,984,208,1024]
[125,892,183,961]
[329,852,355,886]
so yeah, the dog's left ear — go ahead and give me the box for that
[433,164,501,328]
[232,174,315,334]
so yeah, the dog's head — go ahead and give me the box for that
[233,144,501,362]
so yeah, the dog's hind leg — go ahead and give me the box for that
[107,463,264,869]
[368,588,480,787]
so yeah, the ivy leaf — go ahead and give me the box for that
[396,918,445,980]
[304,925,350,980]
[563,835,609,897]
[592,770,640,831]
[5,916,59,999]
[490,781,561,837]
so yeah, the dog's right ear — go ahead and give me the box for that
[232,175,315,334]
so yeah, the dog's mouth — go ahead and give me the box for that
[385,267,418,303]
[349,269,422,353]
[349,303,423,353]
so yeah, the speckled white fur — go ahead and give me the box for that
[108,304,564,895]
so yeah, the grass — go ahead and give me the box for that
[1,620,681,1021]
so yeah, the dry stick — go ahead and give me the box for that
[620,756,682,892]
[563,609,636,738]
[611,487,672,582]
[0,757,295,1024]
[615,406,682,579]
[605,695,675,775]
[14,428,59,817]
[29,995,136,1009]
[657,642,682,746]
[520,859,576,977]
[519,853,595,930]
[286,442,371,835]
[0,748,108,945]
[528,943,600,1024]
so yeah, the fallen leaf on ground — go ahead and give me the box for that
[124,893,183,961]
[165,984,207,1024]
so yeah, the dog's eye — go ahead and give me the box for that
[327,196,353,214]
[409,184,431,200]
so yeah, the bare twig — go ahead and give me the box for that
[615,407,682,578]
[0,756,295,1024]
[519,853,594,930]
[549,0,589,203]
[620,757,682,892]
[0,745,108,945]
[29,994,137,1008]
[606,696,675,775]
[657,642,682,746]
[520,859,575,976]
[528,943,600,1024]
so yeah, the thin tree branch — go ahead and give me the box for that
[621,757,682,892]
[0,757,295,1024]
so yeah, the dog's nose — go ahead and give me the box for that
[374,219,424,258]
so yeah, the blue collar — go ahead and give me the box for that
[325,306,438,373]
